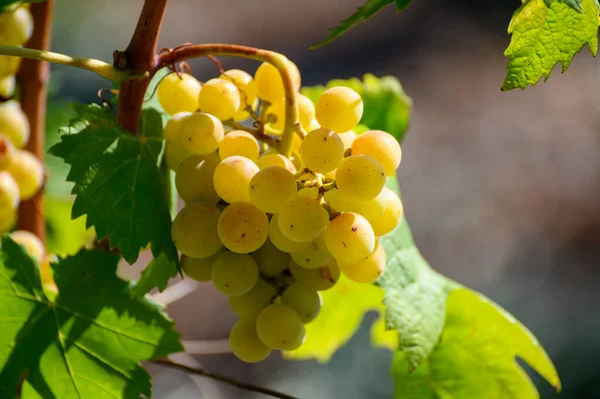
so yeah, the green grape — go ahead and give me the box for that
[0,135,15,170]
[197,78,241,121]
[268,214,311,253]
[0,170,19,214]
[10,230,44,262]
[165,140,193,171]
[290,232,332,269]
[338,130,357,150]
[157,72,202,115]
[256,303,305,350]
[218,130,260,162]
[178,112,224,156]
[0,75,15,98]
[278,196,329,243]
[370,188,403,236]
[299,127,344,173]
[324,188,386,223]
[0,7,33,46]
[253,238,290,276]
[298,94,316,131]
[254,59,301,103]
[163,112,192,142]
[213,156,258,203]
[171,203,222,258]
[175,155,220,204]
[8,150,44,200]
[297,187,319,199]
[325,212,375,264]
[181,250,224,282]
[0,210,15,234]
[306,118,320,132]
[228,278,277,318]
[336,155,385,201]
[249,166,297,214]
[218,202,269,253]
[211,252,259,296]
[220,69,258,121]
[281,283,321,323]
[351,130,402,176]
[0,54,21,78]
[316,87,363,133]
[229,318,272,363]
[338,239,386,283]
[256,153,296,173]
[265,100,285,133]
[0,100,29,148]
[289,259,340,291]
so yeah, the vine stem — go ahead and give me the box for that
[157,44,306,157]
[152,359,298,399]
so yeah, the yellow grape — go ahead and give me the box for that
[171,203,223,258]
[213,155,258,203]
[268,214,311,253]
[0,75,16,98]
[253,238,291,276]
[218,130,260,162]
[336,155,385,201]
[249,166,297,213]
[165,140,193,171]
[351,130,402,176]
[0,170,19,214]
[278,196,329,243]
[316,86,363,133]
[175,155,220,204]
[297,187,319,199]
[11,230,44,262]
[163,112,192,142]
[40,254,57,291]
[265,100,285,133]
[306,118,320,132]
[220,69,258,121]
[298,94,316,131]
[256,303,305,350]
[289,259,340,291]
[338,239,386,283]
[0,100,29,148]
[211,252,259,296]
[324,188,386,222]
[325,212,375,264]
[254,59,301,103]
[338,130,358,150]
[299,127,344,173]
[157,73,202,115]
[228,278,277,318]
[181,250,224,282]
[370,188,404,236]
[0,135,15,170]
[0,7,33,46]
[197,78,241,121]
[8,150,44,200]
[0,210,16,234]
[290,232,332,269]
[230,318,272,363]
[178,112,224,156]
[256,153,296,173]
[218,202,269,253]
[0,54,21,78]
[281,283,321,323]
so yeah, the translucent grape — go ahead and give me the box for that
[171,203,222,258]
[336,155,385,201]
[178,112,224,156]
[351,130,402,176]
[256,153,296,173]
[265,100,285,134]
[211,252,259,296]
[165,140,193,171]
[175,155,220,204]
[299,127,344,173]
[0,171,19,214]
[11,230,44,262]
[282,283,321,323]
[370,188,404,236]
[181,250,224,282]
[163,112,192,142]
[0,75,16,98]
[268,214,311,253]
[253,238,290,276]
[0,135,15,170]
[0,7,33,46]
[338,239,386,283]
[228,278,277,318]
[289,259,340,291]
[220,69,257,120]
[0,54,21,78]
[297,187,319,199]
[197,78,241,121]
[8,150,44,200]
[218,202,269,253]
[325,212,375,264]
[0,100,29,148]
[316,87,363,133]
[306,118,320,132]
[213,156,259,203]
[290,232,332,269]
[218,130,260,162]
[324,188,386,222]
[254,59,301,103]
[0,210,15,233]
[256,304,305,350]
[249,166,297,214]
[157,73,201,115]
[230,319,272,363]
[278,196,329,243]
[298,94,316,131]
[338,130,357,150]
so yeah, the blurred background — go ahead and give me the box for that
[43,0,600,397]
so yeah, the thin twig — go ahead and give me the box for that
[152,359,299,399]
[182,339,232,355]
[224,120,280,148]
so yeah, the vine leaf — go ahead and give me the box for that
[132,253,177,298]
[0,237,183,398]
[502,0,600,90]
[392,288,560,398]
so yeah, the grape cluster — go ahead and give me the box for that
[158,59,403,363]
[0,5,44,234]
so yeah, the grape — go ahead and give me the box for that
[325,212,375,264]
[157,73,202,115]
[211,252,259,296]
[297,187,319,199]
[0,54,21,78]
[256,304,305,350]
[282,283,321,323]
[218,202,269,253]
[10,230,44,262]
[213,156,258,203]
[324,188,386,222]
[229,278,277,318]
[175,155,220,204]
[316,87,363,133]
[249,166,297,214]
[165,140,193,171]
[8,150,44,200]
[278,196,329,243]
[290,232,332,269]
[338,130,357,150]
[218,130,260,162]
[299,128,344,173]
[370,188,403,236]
[336,155,385,201]
[0,100,29,148]
[0,135,15,170]
[181,250,224,282]
[220,69,258,121]
[0,7,33,46]
[40,254,57,290]
[256,153,296,173]
[254,59,301,103]
[197,78,241,121]
[253,238,290,276]
[0,75,15,98]
[289,259,340,291]
[306,118,320,132]
[265,100,285,133]
[268,214,311,253]
[298,94,316,131]
[178,112,224,156]
[229,319,272,363]
[171,203,222,258]
[163,112,192,142]
[0,171,19,213]
[351,130,402,176]
[0,210,15,234]
[338,239,386,283]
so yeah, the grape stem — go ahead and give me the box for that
[157,44,307,157]
[224,120,279,148]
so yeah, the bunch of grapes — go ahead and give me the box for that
[158,58,403,363]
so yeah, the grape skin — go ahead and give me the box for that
[178,112,224,156]
[325,212,375,264]
[230,319,272,363]
[370,188,404,236]
[351,130,402,176]
[338,239,386,283]
[228,278,277,318]
[0,171,19,213]
[0,75,16,98]
[165,140,193,171]
[324,188,386,223]
[253,238,291,276]
[0,100,29,148]
[316,87,363,133]
[0,54,21,79]
[299,128,345,173]
[163,112,192,142]
[290,232,332,269]
[175,155,220,204]
[335,155,386,201]
[0,7,33,46]
[211,252,259,296]
[289,259,340,291]
[218,130,260,162]
[213,156,258,203]
[249,166,297,214]
[220,69,258,121]
[256,153,296,173]
[0,210,15,234]
[10,230,44,262]
[157,73,201,116]
[282,283,322,323]
[256,304,305,350]
[197,78,241,121]
[254,59,301,103]
[268,214,311,253]
[278,196,329,243]
[338,130,357,150]
[8,150,44,200]
[171,203,223,258]
[218,202,269,253]
[181,250,224,282]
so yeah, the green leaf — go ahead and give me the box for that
[132,253,179,298]
[392,288,560,398]
[44,196,95,257]
[48,104,178,274]
[0,236,183,398]
[502,0,600,90]
[301,74,413,142]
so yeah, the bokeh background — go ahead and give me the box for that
[43,0,600,397]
